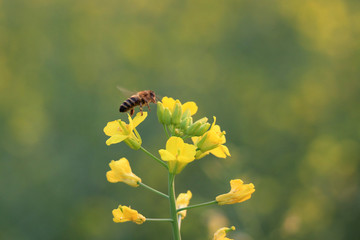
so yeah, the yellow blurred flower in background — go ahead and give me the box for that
[192,117,230,159]
[112,205,146,224]
[158,136,197,174]
[176,190,192,219]
[104,112,147,149]
[106,158,141,187]
[216,179,255,205]
[212,226,235,240]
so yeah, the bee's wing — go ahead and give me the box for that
[117,86,137,97]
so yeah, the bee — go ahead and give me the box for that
[119,89,157,116]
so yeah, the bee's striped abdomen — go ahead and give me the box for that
[119,96,140,112]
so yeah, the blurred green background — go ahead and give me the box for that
[1,0,359,239]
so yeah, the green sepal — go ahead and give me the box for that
[124,133,142,150]
[118,120,130,135]
[194,122,210,136]
[172,102,182,125]
[180,117,192,129]
[157,102,165,124]
[181,109,191,120]
[195,132,208,150]
[163,108,172,125]
[186,122,201,135]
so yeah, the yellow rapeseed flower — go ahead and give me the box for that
[158,136,197,174]
[176,190,192,220]
[216,179,255,205]
[106,158,141,187]
[213,226,236,240]
[192,117,230,159]
[112,205,146,224]
[161,96,198,116]
[104,112,147,149]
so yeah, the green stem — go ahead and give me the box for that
[168,125,174,136]
[176,200,217,212]
[138,182,169,199]
[177,215,182,230]
[163,124,170,138]
[146,218,173,222]
[168,173,181,240]
[140,146,168,169]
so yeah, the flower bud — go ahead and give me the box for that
[186,117,208,136]
[171,101,182,125]
[180,117,192,129]
[185,121,202,136]
[194,122,210,136]
[163,108,172,125]
[181,108,191,120]
[157,102,165,124]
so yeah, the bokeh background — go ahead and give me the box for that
[1,0,359,239]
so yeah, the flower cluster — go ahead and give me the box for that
[103,96,255,239]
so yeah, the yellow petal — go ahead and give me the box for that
[210,116,217,129]
[216,179,255,205]
[158,149,176,161]
[161,97,176,111]
[230,179,244,189]
[106,135,128,145]
[106,158,141,186]
[210,145,231,158]
[106,170,121,183]
[104,120,123,136]
[191,136,200,145]
[166,136,184,156]
[182,102,198,116]
[132,112,148,128]
[112,205,146,224]
[178,143,196,162]
[176,190,192,219]
[213,226,235,240]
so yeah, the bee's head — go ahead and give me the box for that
[149,90,156,103]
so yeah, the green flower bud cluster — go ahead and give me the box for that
[157,99,210,138]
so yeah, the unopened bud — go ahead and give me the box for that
[163,108,172,125]
[181,109,191,120]
[172,101,182,125]
[194,122,210,136]
[157,102,165,124]
[186,122,201,136]
[180,117,192,129]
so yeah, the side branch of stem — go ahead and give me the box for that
[138,182,169,199]
[140,146,168,169]
[168,173,181,240]
[146,218,173,222]
[176,200,217,212]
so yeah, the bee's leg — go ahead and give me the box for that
[130,108,135,116]
[146,102,151,111]
[139,102,143,116]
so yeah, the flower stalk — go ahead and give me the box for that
[146,218,173,222]
[138,182,169,199]
[176,200,217,212]
[140,146,168,169]
[168,173,181,240]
